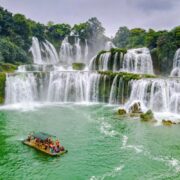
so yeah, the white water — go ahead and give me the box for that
[30,37,59,64]
[126,78,180,114]
[89,47,154,74]
[170,49,180,77]
[122,48,154,74]
[6,36,180,122]
[59,36,89,65]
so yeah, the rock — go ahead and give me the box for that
[72,63,85,70]
[129,101,142,114]
[118,108,127,115]
[140,110,154,122]
[162,120,176,126]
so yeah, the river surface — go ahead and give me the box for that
[0,103,180,179]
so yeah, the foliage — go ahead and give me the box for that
[98,71,157,80]
[0,5,179,75]
[0,73,6,103]
[0,38,29,64]
[0,62,17,72]
[113,26,180,74]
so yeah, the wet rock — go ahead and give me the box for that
[72,63,85,70]
[118,108,127,115]
[129,101,142,114]
[140,110,154,122]
[162,120,176,126]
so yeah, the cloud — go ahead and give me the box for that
[135,0,179,12]
[0,0,179,37]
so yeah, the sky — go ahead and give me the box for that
[0,0,179,37]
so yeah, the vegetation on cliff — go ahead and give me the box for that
[0,6,179,74]
[113,26,180,74]
[98,71,157,80]
[0,73,6,103]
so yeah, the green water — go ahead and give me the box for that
[0,104,180,179]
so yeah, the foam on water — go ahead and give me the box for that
[100,122,119,137]
[121,135,143,153]
[90,165,124,180]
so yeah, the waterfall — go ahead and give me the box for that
[74,37,82,62]
[170,49,180,77]
[89,47,153,74]
[59,36,89,65]
[5,73,38,104]
[59,37,73,64]
[126,78,180,114]
[30,37,59,64]
[85,39,89,63]
[29,37,42,64]
[122,48,154,74]
[17,64,55,72]
[47,71,90,102]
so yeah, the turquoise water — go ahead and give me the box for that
[0,104,180,179]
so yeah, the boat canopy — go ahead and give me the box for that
[32,132,56,141]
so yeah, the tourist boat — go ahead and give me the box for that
[22,132,68,156]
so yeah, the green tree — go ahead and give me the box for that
[113,26,130,48]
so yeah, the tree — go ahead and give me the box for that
[113,26,130,48]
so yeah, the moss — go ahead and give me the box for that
[110,48,127,55]
[140,110,154,122]
[118,109,127,115]
[96,50,109,60]
[0,63,17,73]
[0,73,6,104]
[98,71,157,80]
[72,63,85,70]
[162,120,176,126]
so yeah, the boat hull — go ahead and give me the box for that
[22,140,68,156]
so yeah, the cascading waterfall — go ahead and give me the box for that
[170,48,180,77]
[122,48,154,74]
[89,47,153,74]
[85,39,89,63]
[6,35,180,121]
[5,73,38,104]
[30,37,59,64]
[126,79,180,114]
[59,37,73,64]
[29,37,42,64]
[59,36,89,65]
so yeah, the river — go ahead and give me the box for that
[0,103,180,179]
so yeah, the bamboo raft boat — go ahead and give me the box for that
[22,132,68,156]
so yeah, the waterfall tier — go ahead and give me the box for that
[127,78,180,114]
[89,48,154,74]
[30,37,59,64]
[5,71,133,104]
[170,48,180,77]
[59,36,89,65]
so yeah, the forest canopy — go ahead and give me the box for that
[0,6,179,74]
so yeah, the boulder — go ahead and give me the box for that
[162,120,176,126]
[129,101,142,114]
[118,108,127,115]
[140,110,154,122]
[72,63,85,70]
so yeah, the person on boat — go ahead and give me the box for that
[49,143,53,153]
[56,140,60,147]
[27,135,31,142]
